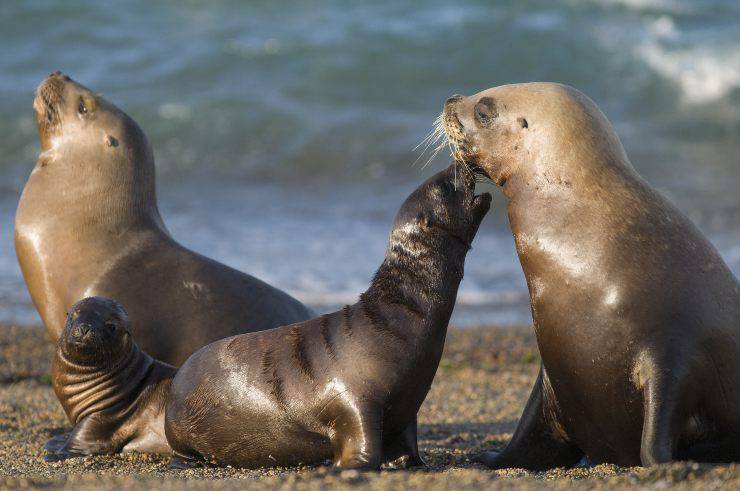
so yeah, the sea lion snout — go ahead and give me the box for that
[442,96,464,129]
[35,74,67,106]
[67,315,116,342]
[64,309,115,348]
[34,75,68,149]
[47,71,71,82]
[444,94,464,108]
[438,164,490,221]
[70,322,93,341]
[403,165,490,246]
[441,99,471,163]
[33,73,97,137]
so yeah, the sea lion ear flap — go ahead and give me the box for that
[112,300,130,325]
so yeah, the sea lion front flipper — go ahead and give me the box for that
[331,401,383,470]
[639,357,694,466]
[474,366,583,470]
[382,416,427,468]
[44,416,121,462]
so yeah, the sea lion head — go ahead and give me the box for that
[392,164,491,249]
[441,82,630,186]
[32,72,155,204]
[59,296,133,366]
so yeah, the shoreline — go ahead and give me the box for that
[1,324,737,489]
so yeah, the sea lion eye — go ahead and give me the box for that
[78,98,88,115]
[474,97,497,128]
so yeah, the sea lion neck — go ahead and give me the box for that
[358,223,467,341]
[28,142,161,222]
[502,154,658,301]
[15,166,169,308]
[17,151,168,242]
[52,340,153,424]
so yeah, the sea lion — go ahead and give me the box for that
[15,72,313,366]
[46,296,175,461]
[442,82,740,468]
[163,164,491,470]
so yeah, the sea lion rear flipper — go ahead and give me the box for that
[474,366,583,470]
[382,416,427,468]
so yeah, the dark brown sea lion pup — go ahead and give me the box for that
[46,296,175,461]
[442,82,740,468]
[164,165,491,470]
[15,72,313,366]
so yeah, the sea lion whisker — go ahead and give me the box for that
[412,124,446,168]
[420,140,447,170]
[412,126,439,152]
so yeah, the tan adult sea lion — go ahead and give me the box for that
[163,165,491,470]
[15,72,313,366]
[46,296,174,461]
[442,83,740,468]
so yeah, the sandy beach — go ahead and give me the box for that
[0,324,737,490]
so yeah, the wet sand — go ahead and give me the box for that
[0,324,737,490]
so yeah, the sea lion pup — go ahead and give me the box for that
[15,72,313,366]
[442,82,740,468]
[164,165,491,470]
[46,296,175,461]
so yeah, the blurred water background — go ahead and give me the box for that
[1,0,739,327]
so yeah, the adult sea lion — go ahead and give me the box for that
[15,72,313,366]
[46,296,175,461]
[442,82,740,468]
[164,165,491,469]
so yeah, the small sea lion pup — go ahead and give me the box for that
[443,82,740,468]
[15,72,313,366]
[164,165,491,470]
[46,297,175,461]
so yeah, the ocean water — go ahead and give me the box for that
[0,0,739,326]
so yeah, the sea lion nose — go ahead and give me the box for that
[72,323,93,339]
[48,71,70,81]
[445,95,464,108]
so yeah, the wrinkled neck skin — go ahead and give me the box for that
[52,341,158,425]
[361,221,468,352]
